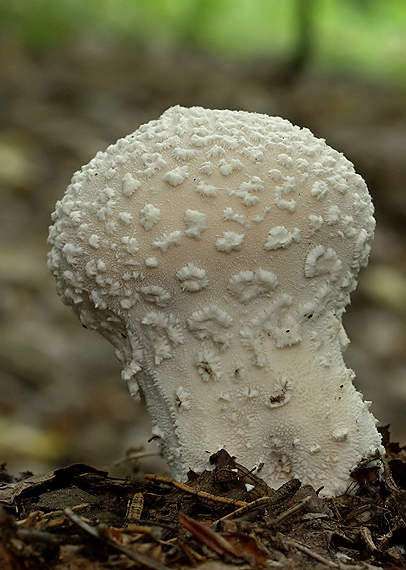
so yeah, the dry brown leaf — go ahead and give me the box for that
[179,513,244,558]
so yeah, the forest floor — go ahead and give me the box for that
[0,431,405,569]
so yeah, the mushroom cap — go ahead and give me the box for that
[48,106,382,497]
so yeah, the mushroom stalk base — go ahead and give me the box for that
[124,315,382,498]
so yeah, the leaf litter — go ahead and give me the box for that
[0,427,405,569]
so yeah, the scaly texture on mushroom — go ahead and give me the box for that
[48,106,383,497]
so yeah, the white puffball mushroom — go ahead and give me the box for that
[48,105,383,498]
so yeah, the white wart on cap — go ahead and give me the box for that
[48,105,383,497]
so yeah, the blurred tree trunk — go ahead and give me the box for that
[284,0,316,83]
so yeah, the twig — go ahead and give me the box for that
[331,497,343,522]
[360,527,377,552]
[110,451,161,467]
[281,536,340,568]
[16,503,89,526]
[64,507,170,570]
[272,495,312,524]
[232,465,259,479]
[144,474,247,507]
[213,480,304,526]
[178,540,206,564]
[214,496,278,524]
[280,534,381,569]
[125,492,144,522]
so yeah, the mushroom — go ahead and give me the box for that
[48,105,383,497]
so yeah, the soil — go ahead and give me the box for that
[0,428,405,569]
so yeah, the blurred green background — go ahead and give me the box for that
[1,0,406,83]
[0,0,405,477]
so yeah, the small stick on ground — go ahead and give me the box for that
[360,526,377,552]
[144,474,247,507]
[213,496,279,524]
[280,535,381,569]
[272,495,313,524]
[110,451,161,468]
[281,535,340,568]
[64,507,170,570]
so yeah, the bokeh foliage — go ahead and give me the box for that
[0,0,405,82]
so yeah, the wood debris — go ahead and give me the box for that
[0,434,405,569]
